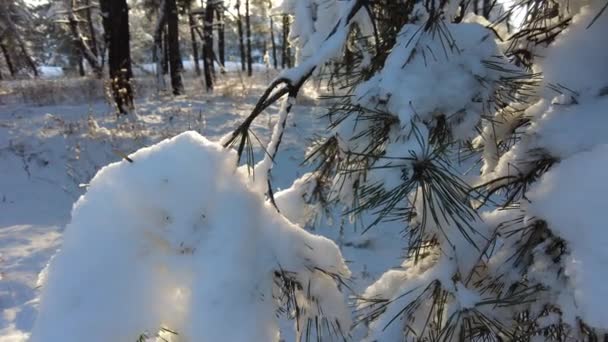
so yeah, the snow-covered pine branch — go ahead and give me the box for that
[264,0,608,340]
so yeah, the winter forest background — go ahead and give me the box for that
[0,0,607,341]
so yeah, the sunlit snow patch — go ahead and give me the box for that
[30,131,350,342]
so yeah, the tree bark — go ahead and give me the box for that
[163,27,170,75]
[269,11,278,69]
[188,7,201,76]
[85,0,98,58]
[166,0,184,95]
[245,0,252,76]
[67,0,102,77]
[78,53,85,76]
[100,0,134,114]
[281,14,291,68]
[153,2,167,91]
[216,2,225,73]
[202,0,215,91]
[0,43,16,77]
[236,0,246,72]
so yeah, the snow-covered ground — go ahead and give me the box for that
[0,73,403,340]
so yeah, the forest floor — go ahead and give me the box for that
[0,72,403,341]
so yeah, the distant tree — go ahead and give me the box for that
[280,14,290,68]
[267,0,277,69]
[84,0,98,59]
[99,0,134,114]
[235,0,246,71]
[66,0,103,77]
[216,1,226,72]
[0,43,16,77]
[245,0,252,76]
[202,0,214,91]
[0,0,39,77]
[166,0,184,95]
[187,1,201,76]
[151,0,168,90]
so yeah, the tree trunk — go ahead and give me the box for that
[245,0,252,76]
[281,14,291,68]
[100,0,134,114]
[68,0,102,77]
[18,35,38,77]
[269,13,278,69]
[78,53,85,77]
[166,0,184,95]
[163,27,170,75]
[153,2,167,91]
[85,0,98,58]
[235,0,246,72]
[188,7,201,76]
[216,2,225,73]
[0,43,16,77]
[202,0,215,91]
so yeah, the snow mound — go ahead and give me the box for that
[527,144,608,328]
[31,131,350,342]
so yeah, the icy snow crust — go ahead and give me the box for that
[30,131,350,342]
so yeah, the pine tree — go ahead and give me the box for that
[226,0,608,340]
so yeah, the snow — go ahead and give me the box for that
[274,172,317,227]
[279,0,367,65]
[526,144,608,328]
[352,21,505,141]
[0,73,405,340]
[30,131,350,341]
[37,67,63,79]
[327,18,516,207]
[481,1,608,182]
[3,0,607,339]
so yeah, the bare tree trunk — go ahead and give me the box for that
[235,0,246,72]
[163,27,170,75]
[281,14,291,68]
[0,43,16,77]
[269,11,278,69]
[100,0,134,114]
[188,7,201,76]
[166,0,184,95]
[67,0,102,77]
[85,0,98,58]
[202,0,215,91]
[245,0,252,76]
[78,53,85,76]
[216,2,226,73]
[153,2,167,91]
[19,39,38,77]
